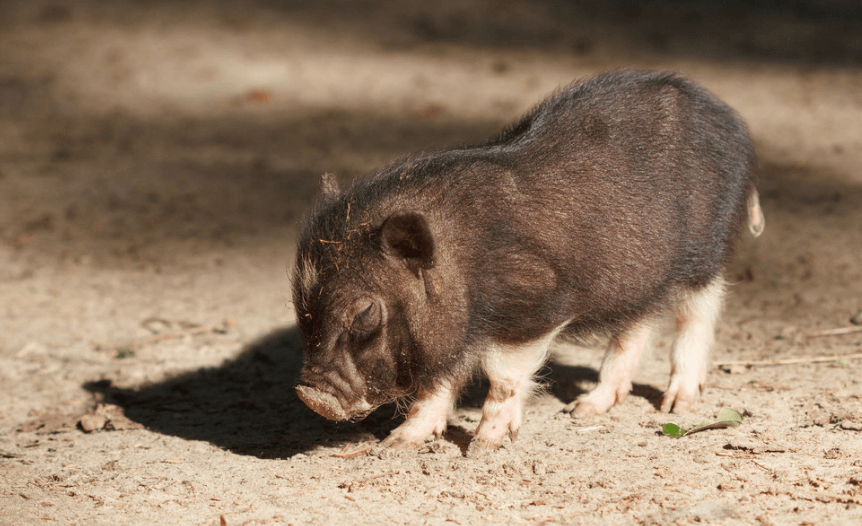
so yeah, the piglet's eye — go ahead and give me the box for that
[350,300,381,340]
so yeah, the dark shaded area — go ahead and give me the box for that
[12,0,856,65]
[756,162,862,221]
[0,106,506,267]
[350,0,862,65]
[84,326,399,459]
[544,362,666,411]
[543,364,599,406]
[565,0,862,64]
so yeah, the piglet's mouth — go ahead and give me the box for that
[296,385,374,422]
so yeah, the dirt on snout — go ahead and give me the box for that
[1,1,862,525]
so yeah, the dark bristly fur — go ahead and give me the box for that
[292,69,758,434]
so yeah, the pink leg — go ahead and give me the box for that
[380,383,456,450]
[565,321,654,417]
[472,326,562,451]
[661,276,725,413]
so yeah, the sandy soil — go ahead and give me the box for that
[2,1,862,524]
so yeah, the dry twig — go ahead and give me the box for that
[802,491,862,505]
[715,353,862,368]
[332,443,374,459]
[807,326,862,338]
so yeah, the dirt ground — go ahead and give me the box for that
[1,1,862,524]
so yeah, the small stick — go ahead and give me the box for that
[807,326,862,338]
[716,353,862,367]
[575,425,605,434]
[751,460,772,473]
[801,491,862,505]
[343,470,397,488]
[332,443,374,459]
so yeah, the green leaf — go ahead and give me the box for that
[661,423,684,438]
[661,407,744,438]
[115,349,136,359]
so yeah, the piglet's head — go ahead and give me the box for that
[292,175,437,422]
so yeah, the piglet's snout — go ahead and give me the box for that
[296,385,348,421]
[296,358,373,422]
[296,384,373,422]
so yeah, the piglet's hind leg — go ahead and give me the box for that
[661,276,725,413]
[471,326,562,452]
[565,321,654,417]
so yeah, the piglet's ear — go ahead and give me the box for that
[380,211,436,272]
[319,172,341,202]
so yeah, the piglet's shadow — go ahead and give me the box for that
[541,363,665,412]
[84,326,407,459]
[83,327,663,459]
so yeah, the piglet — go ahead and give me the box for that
[292,69,764,451]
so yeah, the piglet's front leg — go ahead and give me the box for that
[470,328,561,453]
[471,381,525,451]
[380,384,455,450]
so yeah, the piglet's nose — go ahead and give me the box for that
[296,385,349,421]
[296,385,373,422]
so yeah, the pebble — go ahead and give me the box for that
[79,414,108,433]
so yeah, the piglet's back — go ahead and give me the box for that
[355,70,755,342]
